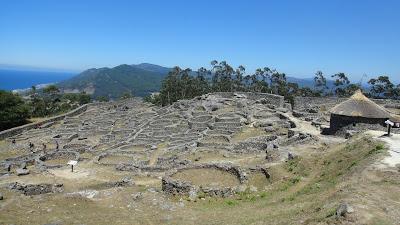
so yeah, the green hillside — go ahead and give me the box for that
[58,64,169,98]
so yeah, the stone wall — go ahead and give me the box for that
[294,96,400,112]
[213,92,284,107]
[328,114,387,133]
[0,104,89,140]
[293,97,346,111]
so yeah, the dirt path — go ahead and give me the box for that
[283,112,321,136]
[367,130,400,168]
[283,112,344,144]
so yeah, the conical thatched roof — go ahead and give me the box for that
[330,90,391,118]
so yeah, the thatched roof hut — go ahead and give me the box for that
[329,90,391,118]
[328,90,392,133]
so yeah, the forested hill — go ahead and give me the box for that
[57,62,338,99]
[58,63,170,98]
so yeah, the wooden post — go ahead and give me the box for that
[67,160,77,173]
[385,120,394,136]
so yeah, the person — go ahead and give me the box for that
[11,139,16,144]
[29,142,34,153]
[42,143,47,154]
[55,140,59,150]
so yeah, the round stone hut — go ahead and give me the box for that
[328,90,391,132]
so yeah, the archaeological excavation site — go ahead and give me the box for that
[1,92,400,225]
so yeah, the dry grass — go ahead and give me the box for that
[231,127,266,142]
[0,135,399,224]
[172,168,240,187]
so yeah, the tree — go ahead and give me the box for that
[343,84,361,97]
[270,71,287,96]
[30,85,37,97]
[0,90,30,131]
[368,76,394,98]
[120,92,133,99]
[77,92,91,104]
[392,84,400,99]
[43,85,60,95]
[211,60,235,92]
[331,73,350,97]
[97,96,110,102]
[314,71,327,95]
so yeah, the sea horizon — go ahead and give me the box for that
[0,69,76,91]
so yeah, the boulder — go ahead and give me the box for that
[16,168,30,176]
[276,107,289,113]
[292,110,304,117]
[288,152,295,160]
[253,120,274,128]
[188,190,197,201]
[288,129,295,138]
[132,192,143,201]
[336,202,354,217]
[264,126,276,132]
[9,182,64,195]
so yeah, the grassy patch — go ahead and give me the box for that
[231,127,266,142]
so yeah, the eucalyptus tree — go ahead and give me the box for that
[331,73,350,97]
[368,75,394,98]
[314,71,328,95]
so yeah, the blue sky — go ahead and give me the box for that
[0,0,399,82]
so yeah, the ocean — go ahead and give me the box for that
[0,69,76,91]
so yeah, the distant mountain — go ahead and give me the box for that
[57,62,346,99]
[133,63,171,74]
[58,64,171,98]
[286,77,336,89]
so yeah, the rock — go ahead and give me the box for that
[235,185,247,193]
[67,190,98,199]
[304,117,313,122]
[336,202,354,217]
[16,168,30,176]
[249,185,258,192]
[132,192,143,200]
[345,130,358,139]
[5,164,11,172]
[188,190,197,201]
[292,110,304,117]
[288,129,295,138]
[0,193,3,200]
[276,107,289,113]
[266,104,276,109]
[305,108,318,113]
[253,120,274,128]
[9,182,64,195]
[151,145,158,150]
[288,152,295,160]
[264,126,276,132]
[21,162,27,169]
[283,103,292,110]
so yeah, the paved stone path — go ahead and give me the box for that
[367,130,400,168]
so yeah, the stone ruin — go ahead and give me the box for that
[293,95,400,136]
[0,92,319,197]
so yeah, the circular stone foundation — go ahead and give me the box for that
[97,154,134,165]
[171,168,240,188]
[162,163,247,197]
[37,151,80,169]
[247,171,271,190]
